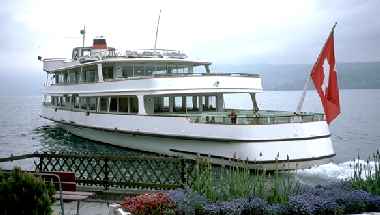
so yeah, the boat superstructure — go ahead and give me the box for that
[40,38,335,170]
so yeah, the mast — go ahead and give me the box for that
[80,25,86,48]
[296,22,337,113]
[153,10,162,51]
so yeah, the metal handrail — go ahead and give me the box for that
[34,173,64,215]
[49,72,260,86]
[187,113,325,125]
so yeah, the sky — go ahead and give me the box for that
[1,0,380,74]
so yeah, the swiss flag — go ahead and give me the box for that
[311,31,340,124]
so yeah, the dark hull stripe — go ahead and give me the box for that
[170,148,336,164]
[41,115,331,143]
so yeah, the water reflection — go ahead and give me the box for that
[33,124,152,156]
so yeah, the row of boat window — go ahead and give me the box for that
[46,94,218,114]
[49,96,139,113]
[153,96,217,113]
[52,63,206,85]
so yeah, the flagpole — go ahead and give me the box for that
[296,22,337,113]
[296,73,310,113]
[153,9,162,51]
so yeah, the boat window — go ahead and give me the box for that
[63,71,68,83]
[143,65,154,76]
[109,97,118,112]
[154,96,169,112]
[63,95,71,107]
[129,96,139,113]
[174,96,184,112]
[167,64,190,74]
[99,97,109,112]
[80,69,86,82]
[73,96,80,108]
[80,97,87,110]
[43,95,51,105]
[83,65,98,82]
[55,96,59,105]
[103,65,114,80]
[118,97,129,112]
[193,65,208,74]
[82,50,91,57]
[58,73,65,84]
[121,65,134,78]
[186,96,197,111]
[134,64,145,76]
[202,95,217,111]
[68,70,76,84]
[74,69,80,83]
[54,74,59,84]
[51,96,56,106]
[88,97,97,111]
[152,65,167,75]
[86,70,97,82]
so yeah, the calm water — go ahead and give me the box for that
[0,89,379,181]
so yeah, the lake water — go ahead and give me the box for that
[0,89,379,183]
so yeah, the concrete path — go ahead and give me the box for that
[52,200,111,215]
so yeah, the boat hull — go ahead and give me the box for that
[41,106,335,170]
[56,121,334,170]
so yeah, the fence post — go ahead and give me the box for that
[180,159,186,187]
[104,157,109,191]
[38,154,43,172]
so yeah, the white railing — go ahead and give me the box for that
[43,58,79,72]
[187,112,325,125]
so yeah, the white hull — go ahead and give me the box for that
[42,107,335,170]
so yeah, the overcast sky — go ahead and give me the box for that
[1,0,380,73]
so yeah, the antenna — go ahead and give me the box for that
[153,10,162,51]
[80,25,86,47]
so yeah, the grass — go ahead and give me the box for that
[350,149,380,195]
[190,158,300,204]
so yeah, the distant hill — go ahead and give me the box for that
[0,62,379,96]
[216,62,380,90]
[0,70,44,96]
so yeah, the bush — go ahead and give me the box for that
[367,195,380,211]
[0,168,55,215]
[288,182,380,214]
[350,150,380,195]
[265,203,290,215]
[166,188,208,215]
[242,196,269,215]
[201,196,271,215]
[288,193,344,215]
[177,182,380,215]
[202,198,248,215]
[334,190,372,214]
[190,159,301,204]
[121,192,175,215]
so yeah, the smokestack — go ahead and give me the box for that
[93,38,107,49]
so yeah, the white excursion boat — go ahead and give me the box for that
[40,37,335,170]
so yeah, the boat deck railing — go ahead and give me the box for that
[184,110,325,125]
[48,72,260,86]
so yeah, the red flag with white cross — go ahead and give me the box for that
[311,28,341,124]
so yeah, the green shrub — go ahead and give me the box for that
[190,159,300,204]
[0,168,55,215]
[350,150,380,195]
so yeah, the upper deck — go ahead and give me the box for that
[42,38,262,95]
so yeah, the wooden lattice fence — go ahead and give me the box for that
[1,152,197,190]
